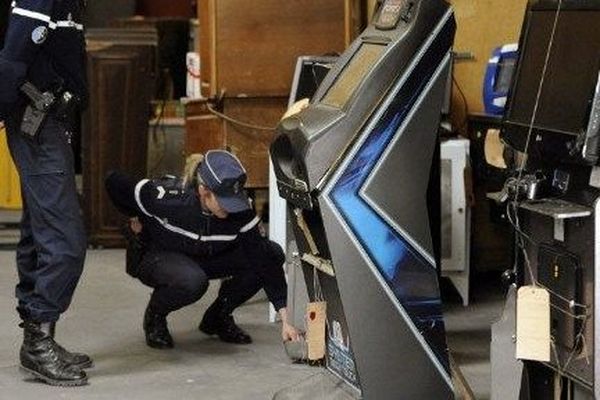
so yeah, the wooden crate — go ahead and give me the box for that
[197,0,364,98]
[185,97,288,188]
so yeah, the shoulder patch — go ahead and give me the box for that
[31,26,48,45]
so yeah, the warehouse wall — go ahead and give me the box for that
[450,0,528,113]
[367,0,528,114]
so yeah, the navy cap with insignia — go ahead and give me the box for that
[197,150,250,213]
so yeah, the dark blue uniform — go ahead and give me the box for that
[0,0,87,323]
[105,172,288,316]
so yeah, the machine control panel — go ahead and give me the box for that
[375,0,414,30]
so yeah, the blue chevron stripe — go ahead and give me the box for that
[328,21,453,373]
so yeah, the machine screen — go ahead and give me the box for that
[505,10,600,138]
[322,43,386,109]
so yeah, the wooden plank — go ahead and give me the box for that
[184,97,287,188]
[222,97,287,188]
[450,353,476,400]
[197,0,356,97]
[449,0,528,114]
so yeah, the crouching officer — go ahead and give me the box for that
[105,150,300,349]
[0,0,90,387]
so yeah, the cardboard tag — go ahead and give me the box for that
[484,129,507,169]
[306,302,327,361]
[516,286,551,362]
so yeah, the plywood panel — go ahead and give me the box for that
[197,0,362,97]
[450,0,528,114]
[222,97,287,188]
[185,97,288,188]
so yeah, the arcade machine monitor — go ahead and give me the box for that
[502,0,600,164]
[289,56,339,107]
[272,0,456,398]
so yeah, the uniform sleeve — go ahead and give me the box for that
[2,1,55,65]
[105,170,167,219]
[104,171,140,217]
[237,213,288,310]
[0,1,55,107]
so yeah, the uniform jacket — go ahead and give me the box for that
[105,171,288,310]
[0,0,87,118]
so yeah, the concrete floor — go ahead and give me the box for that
[443,274,505,400]
[0,249,316,400]
[0,247,505,400]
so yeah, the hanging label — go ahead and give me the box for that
[306,301,327,361]
[516,286,551,362]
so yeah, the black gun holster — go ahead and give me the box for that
[20,82,78,140]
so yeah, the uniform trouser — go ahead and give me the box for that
[137,241,282,316]
[5,112,87,323]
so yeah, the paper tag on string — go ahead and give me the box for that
[516,286,551,362]
[306,301,327,361]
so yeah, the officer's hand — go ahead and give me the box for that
[129,217,143,234]
[281,322,301,342]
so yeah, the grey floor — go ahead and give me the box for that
[0,249,316,400]
[444,274,505,400]
[0,223,504,399]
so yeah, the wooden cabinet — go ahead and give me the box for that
[136,0,195,18]
[83,33,157,247]
[185,97,288,188]
[197,0,364,97]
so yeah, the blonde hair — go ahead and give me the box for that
[181,153,204,189]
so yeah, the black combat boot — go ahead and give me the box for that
[45,323,94,369]
[19,321,88,387]
[199,298,252,344]
[143,305,174,349]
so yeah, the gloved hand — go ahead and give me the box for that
[0,56,27,120]
[121,220,146,278]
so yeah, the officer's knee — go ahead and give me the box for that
[177,269,209,301]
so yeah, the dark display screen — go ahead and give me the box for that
[290,57,337,104]
[495,58,517,93]
[322,44,385,109]
[504,10,600,142]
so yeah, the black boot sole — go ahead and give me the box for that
[198,322,217,336]
[199,322,252,344]
[73,360,94,369]
[145,338,174,349]
[20,366,88,387]
[217,335,253,345]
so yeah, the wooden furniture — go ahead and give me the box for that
[111,18,191,99]
[83,30,157,247]
[190,1,363,189]
[185,97,287,188]
[136,0,195,18]
[197,0,364,97]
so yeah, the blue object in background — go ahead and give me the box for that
[484,44,519,115]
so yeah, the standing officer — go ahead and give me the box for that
[105,150,300,349]
[0,0,91,387]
